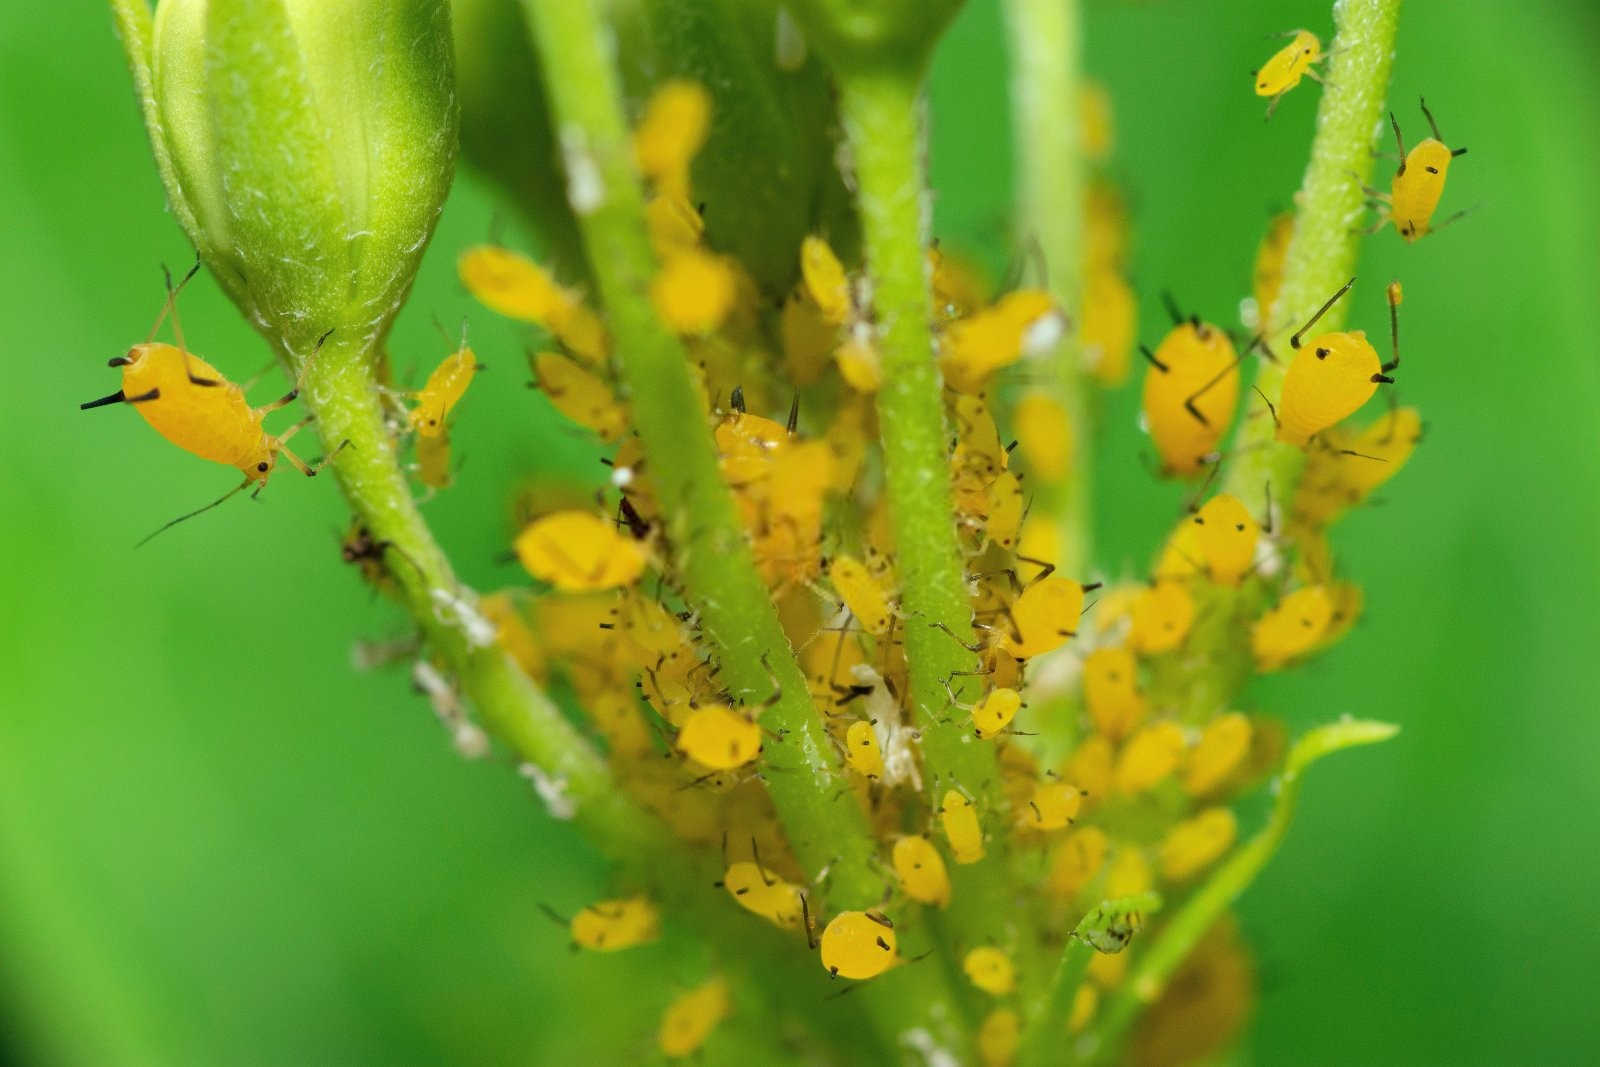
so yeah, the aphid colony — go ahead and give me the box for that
[86,70,1435,1060]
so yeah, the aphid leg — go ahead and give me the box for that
[1290,277,1356,349]
[253,385,303,419]
[1251,385,1280,428]
[160,262,222,388]
[1182,356,1241,426]
[927,621,983,654]
[1381,281,1402,374]
[1015,554,1057,585]
[1265,90,1286,121]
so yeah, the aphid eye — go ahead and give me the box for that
[1193,516,1205,525]
[1425,165,1439,174]
[1315,347,1330,359]
[257,461,270,472]
[1235,522,1246,531]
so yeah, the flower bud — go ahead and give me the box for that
[118,0,456,356]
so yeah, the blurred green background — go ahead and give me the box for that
[2,0,1596,1063]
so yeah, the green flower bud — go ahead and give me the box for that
[111,0,457,358]
[785,0,964,72]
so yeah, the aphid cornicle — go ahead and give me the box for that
[1373,99,1469,242]
[1275,278,1402,447]
[81,266,332,537]
[1141,312,1240,477]
[1253,29,1323,116]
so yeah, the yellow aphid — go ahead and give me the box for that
[1064,734,1114,805]
[892,836,951,907]
[800,235,852,326]
[1187,493,1261,585]
[83,315,323,493]
[1086,946,1127,989]
[458,245,609,364]
[532,350,627,441]
[645,191,705,256]
[1114,721,1186,794]
[963,946,1017,996]
[1047,825,1109,898]
[515,511,647,591]
[1159,807,1238,881]
[1141,320,1239,477]
[478,592,546,682]
[1103,844,1154,899]
[1252,211,1294,329]
[1022,780,1083,831]
[415,422,453,490]
[409,346,478,437]
[1253,29,1323,109]
[1276,278,1400,447]
[940,790,985,864]
[1294,406,1423,527]
[984,471,1026,552]
[651,249,737,335]
[1380,99,1468,242]
[1083,646,1146,741]
[1129,581,1195,655]
[820,910,898,980]
[1069,984,1099,1033]
[828,554,895,634]
[835,333,883,393]
[1000,577,1089,659]
[940,289,1065,393]
[844,720,886,780]
[658,976,731,1059]
[677,704,763,769]
[1081,81,1114,161]
[1252,585,1334,670]
[634,80,711,192]
[1014,391,1072,483]
[458,245,566,323]
[1082,268,1137,385]
[972,687,1022,739]
[930,245,990,322]
[570,895,660,952]
[721,861,806,929]
[978,1007,1021,1067]
[1184,712,1253,796]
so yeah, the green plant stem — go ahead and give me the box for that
[1002,0,1090,579]
[1085,720,1398,1061]
[518,0,884,909]
[1017,891,1161,1067]
[1222,0,1405,516]
[1156,0,1405,725]
[835,66,998,801]
[298,332,664,864]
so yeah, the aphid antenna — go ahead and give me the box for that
[136,476,254,548]
[1159,290,1184,327]
[536,901,571,927]
[1290,277,1356,349]
[1251,385,1280,428]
